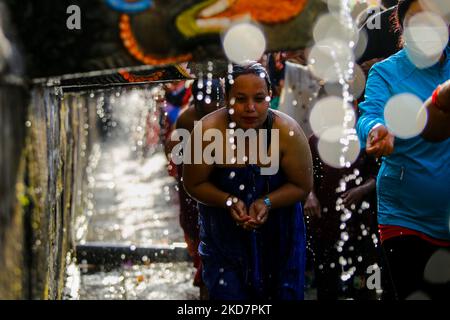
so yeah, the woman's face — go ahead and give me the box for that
[403,0,448,60]
[228,73,271,130]
[404,1,450,33]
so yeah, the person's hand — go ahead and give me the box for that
[304,192,322,219]
[228,198,251,226]
[342,187,366,208]
[284,50,307,66]
[244,199,269,230]
[366,124,394,158]
[360,58,383,75]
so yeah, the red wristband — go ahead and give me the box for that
[432,85,443,110]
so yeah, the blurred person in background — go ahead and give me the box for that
[357,0,450,300]
[167,79,224,299]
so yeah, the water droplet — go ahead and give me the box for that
[339,256,347,266]
[309,97,355,137]
[223,23,266,64]
[313,13,359,44]
[403,11,449,69]
[423,249,450,284]
[341,232,349,241]
[384,93,427,139]
[308,39,355,82]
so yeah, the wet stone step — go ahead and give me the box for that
[78,262,199,300]
[76,243,191,267]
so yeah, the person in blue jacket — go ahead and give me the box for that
[183,62,313,300]
[356,0,450,300]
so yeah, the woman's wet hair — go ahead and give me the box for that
[394,0,416,32]
[225,61,272,95]
[390,0,416,48]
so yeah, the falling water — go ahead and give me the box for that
[65,85,198,300]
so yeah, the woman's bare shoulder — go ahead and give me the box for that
[271,109,304,137]
[176,106,197,130]
[198,107,228,130]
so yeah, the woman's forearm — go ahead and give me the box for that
[359,177,376,195]
[421,81,450,141]
[436,80,450,113]
[266,182,310,210]
[184,181,230,209]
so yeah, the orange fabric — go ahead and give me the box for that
[213,0,307,24]
[432,85,446,111]
[379,224,450,247]
[119,14,192,65]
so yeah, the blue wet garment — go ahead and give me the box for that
[165,103,181,126]
[198,165,306,300]
[357,46,450,241]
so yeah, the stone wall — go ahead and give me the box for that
[0,0,30,299]
[0,85,96,299]
[0,85,29,299]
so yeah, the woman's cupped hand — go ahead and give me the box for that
[229,198,269,231]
